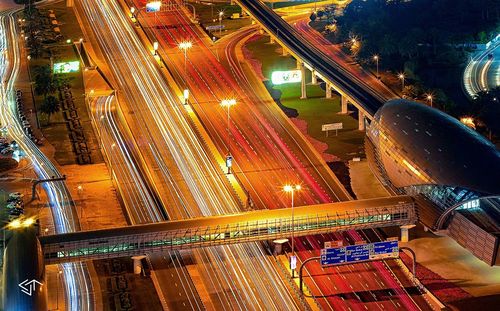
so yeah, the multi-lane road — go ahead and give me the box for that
[130,2,432,310]
[75,0,300,309]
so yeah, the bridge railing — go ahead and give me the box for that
[42,203,415,264]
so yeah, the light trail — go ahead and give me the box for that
[0,11,93,311]
[463,42,500,97]
[77,0,300,309]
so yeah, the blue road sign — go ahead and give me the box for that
[320,247,346,265]
[320,241,398,267]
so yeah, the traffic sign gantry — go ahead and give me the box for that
[320,241,399,266]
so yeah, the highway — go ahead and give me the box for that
[76,0,300,309]
[293,19,398,101]
[131,4,431,310]
[463,41,500,97]
[236,0,387,116]
[0,10,93,311]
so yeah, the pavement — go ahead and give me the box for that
[348,159,389,199]
[405,229,500,298]
[60,163,127,231]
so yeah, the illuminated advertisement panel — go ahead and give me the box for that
[53,61,80,73]
[271,70,302,85]
[146,1,162,12]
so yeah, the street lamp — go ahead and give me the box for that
[425,93,434,107]
[178,40,192,74]
[221,99,236,174]
[153,41,159,55]
[398,73,405,94]
[218,11,224,37]
[284,184,301,278]
[372,54,379,79]
[183,89,189,105]
[3,217,37,257]
[130,7,135,18]
[56,269,63,310]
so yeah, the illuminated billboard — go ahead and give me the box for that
[146,1,162,12]
[271,70,302,85]
[53,61,80,73]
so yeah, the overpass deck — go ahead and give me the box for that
[41,196,415,264]
[237,0,390,117]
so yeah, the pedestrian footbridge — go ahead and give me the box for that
[40,196,415,264]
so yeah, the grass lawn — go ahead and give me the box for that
[246,36,365,161]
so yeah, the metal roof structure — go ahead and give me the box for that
[373,99,500,195]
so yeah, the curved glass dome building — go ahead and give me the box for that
[365,99,500,264]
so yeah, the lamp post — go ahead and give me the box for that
[284,184,301,278]
[373,55,379,78]
[398,73,405,94]
[183,89,189,105]
[220,99,236,174]
[130,7,135,18]
[425,93,433,107]
[56,269,63,310]
[153,41,159,56]
[218,11,224,37]
[178,40,192,74]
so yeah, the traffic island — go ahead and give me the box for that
[243,34,365,196]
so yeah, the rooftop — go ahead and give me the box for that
[374,99,500,195]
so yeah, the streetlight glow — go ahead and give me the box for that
[220,98,236,108]
[178,41,192,73]
[23,217,35,227]
[373,54,380,78]
[425,93,434,107]
[7,219,22,229]
[153,41,159,55]
[398,72,406,94]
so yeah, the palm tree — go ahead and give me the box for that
[40,95,60,125]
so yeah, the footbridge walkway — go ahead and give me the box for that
[40,196,415,264]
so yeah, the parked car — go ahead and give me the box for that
[1,147,14,155]
[9,192,23,200]
[8,209,23,216]
[6,201,23,208]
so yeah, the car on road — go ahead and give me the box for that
[1,147,14,155]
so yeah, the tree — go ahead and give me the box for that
[33,65,66,98]
[40,95,60,124]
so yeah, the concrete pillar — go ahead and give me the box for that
[401,227,409,243]
[400,225,416,243]
[282,46,288,56]
[131,255,146,274]
[341,96,348,114]
[300,62,307,99]
[358,110,365,131]
[273,238,288,255]
[311,70,317,84]
[326,83,332,99]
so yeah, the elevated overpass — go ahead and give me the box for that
[41,196,415,264]
[236,0,390,130]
